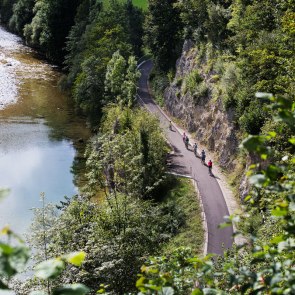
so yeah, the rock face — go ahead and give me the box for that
[164,40,238,170]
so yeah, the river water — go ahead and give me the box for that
[0,26,90,235]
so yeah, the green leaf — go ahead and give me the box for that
[268,131,277,138]
[0,243,13,254]
[53,284,90,295]
[289,137,295,145]
[249,174,268,187]
[244,195,252,202]
[261,154,268,160]
[9,246,30,273]
[191,289,203,295]
[265,165,280,180]
[271,208,288,217]
[241,135,266,154]
[35,258,65,280]
[64,252,86,267]
[275,111,295,128]
[270,236,284,244]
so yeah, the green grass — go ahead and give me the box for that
[161,176,204,255]
[102,0,148,10]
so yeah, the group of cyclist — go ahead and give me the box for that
[182,132,213,175]
[169,122,213,175]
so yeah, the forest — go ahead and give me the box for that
[0,0,294,294]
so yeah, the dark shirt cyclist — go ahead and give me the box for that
[193,143,197,156]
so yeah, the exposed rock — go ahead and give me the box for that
[164,40,239,170]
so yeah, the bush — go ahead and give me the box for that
[239,100,268,134]
[183,69,203,95]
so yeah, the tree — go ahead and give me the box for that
[175,0,208,41]
[9,0,35,35]
[85,106,168,199]
[105,51,141,107]
[23,0,82,63]
[144,0,182,71]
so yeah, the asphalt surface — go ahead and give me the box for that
[138,60,233,255]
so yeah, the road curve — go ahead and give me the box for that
[138,60,233,255]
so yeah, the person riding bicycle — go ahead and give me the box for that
[193,143,197,156]
[169,120,172,130]
[185,136,189,149]
[208,159,213,175]
[183,132,186,142]
[201,149,206,164]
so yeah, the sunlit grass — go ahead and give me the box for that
[161,176,204,254]
[102,0,148,10]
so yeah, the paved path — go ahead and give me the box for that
[138,60,233,255]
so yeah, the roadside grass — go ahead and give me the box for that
[102,0,148,10]
[161,176,204,255]
[132,0,148,9]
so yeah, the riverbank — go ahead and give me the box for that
[0,26,21,109]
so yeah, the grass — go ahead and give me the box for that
[161,176,204,255]
[102,0,148,10]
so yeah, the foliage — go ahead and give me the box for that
[144,0,182,71]
[8,0,35,35]
[1,0,144,120]
[0,225,88,294]
[102,0,148,10]
[149,71,170,107]
[23,0,82,62]
[84,106,168,199]
[182,69,203,96]
[161,177,204,254]
[66,0,143,119]
[136,93,295,294]
[48,195,186,294]
[105,51,141,107]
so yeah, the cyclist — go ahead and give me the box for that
[201,150,206,164]
[193,143,197,156]
[185,136,189,149]
[182,132,186,142]
[208,160,213,175]
[169,120,172,131]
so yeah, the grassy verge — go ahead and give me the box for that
[161,176,204,255]
[149,71,169,107]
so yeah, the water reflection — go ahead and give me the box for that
[0,26,90,234]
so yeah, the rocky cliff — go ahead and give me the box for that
[164,40,239,170]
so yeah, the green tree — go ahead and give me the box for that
[105,51,141,107]
[85,106,167,199]
[174,0,208,41]
[23,0,82,63]
[144,0,182,71]
[9,0,35,35]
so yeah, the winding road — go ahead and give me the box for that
[138,60,233,255]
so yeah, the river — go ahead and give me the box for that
[0,26,90,235]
